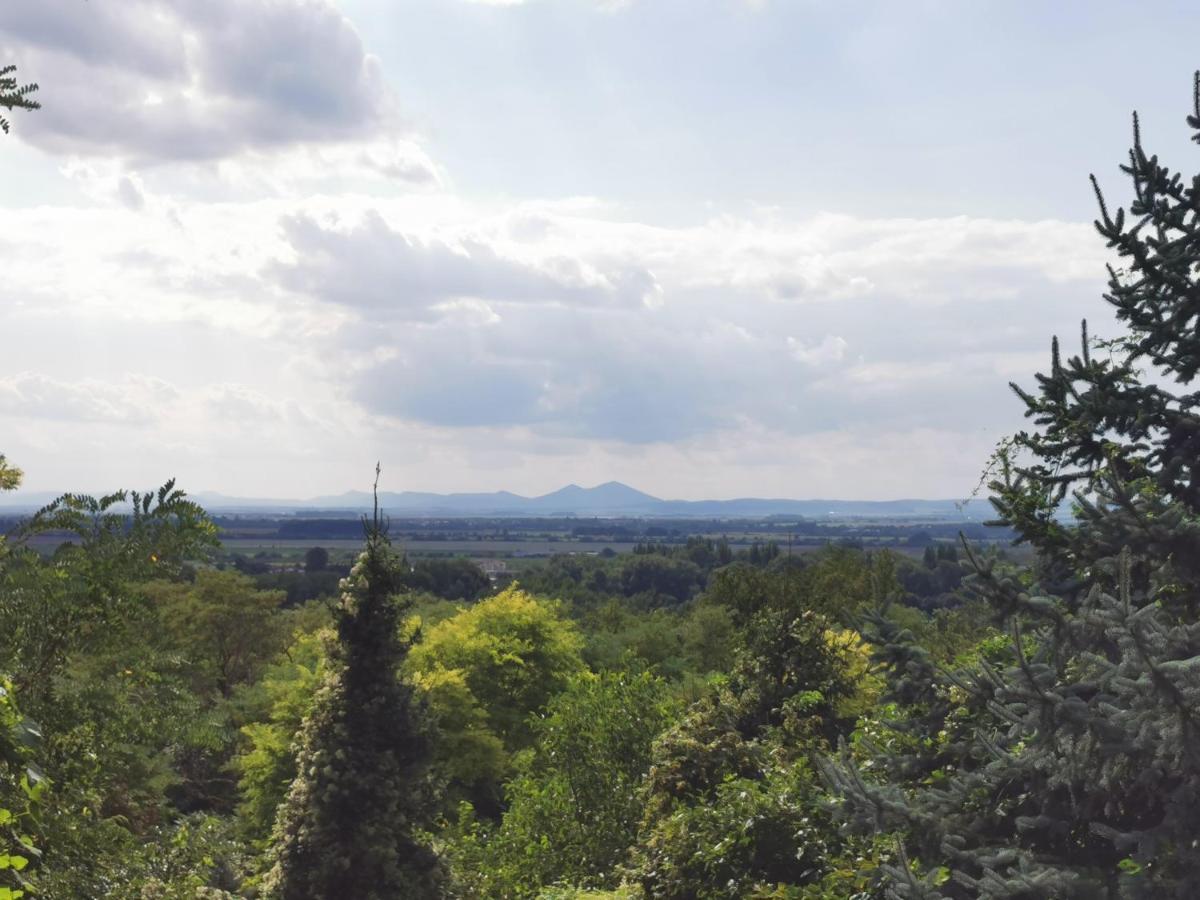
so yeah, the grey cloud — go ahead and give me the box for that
[356,359,550,429]
[274,211,659,316]
[0,0,391,161]
[332,237,1098,444]
[0,2,184,79]
[344,306,753,443]
[198,1,385,134]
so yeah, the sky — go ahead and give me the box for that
[1,0,1198,501]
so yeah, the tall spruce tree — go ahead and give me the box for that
[262,468,443,899]
[822,71,1200,898]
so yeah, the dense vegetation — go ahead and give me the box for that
[5,62,1200,899]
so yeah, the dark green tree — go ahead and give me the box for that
[303,546,330,573]
[823,71,1200,898]
[407,557,491,602]
[262,470,443,899]
[0,65,39,134]
[619,554,702,605]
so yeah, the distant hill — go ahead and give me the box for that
[0,481,984,519]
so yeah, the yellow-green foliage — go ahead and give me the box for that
[0,455,20,493]
[823,628,883,721]
[407,585,585,750]
[234,630,329,842]
[409,665,506,806]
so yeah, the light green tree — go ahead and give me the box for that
[408,584,585,751]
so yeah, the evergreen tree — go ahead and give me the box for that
[262,468,443,899]
[822,71,1200,899]
[0,65,39,134]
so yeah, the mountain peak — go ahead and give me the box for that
[528,481,660,511]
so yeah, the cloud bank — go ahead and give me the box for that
[0,0,1117,500]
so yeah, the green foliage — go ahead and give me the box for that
[807,547,901,619]
[449,670,677,898]
[619,554,703,606]
[146,570,287,699]
[578,601,686,677]
[579,599,737,680]
[634,764,855,900]
[0,65,39,135]
[0,681,42,900]
[262,490,443,899]
[405,594,468,630]
[0,474,231,894]
[896,552,965,613]
[0,481,218,699]
[514,555,620,607]
[619,554,700,609]
[516,538,768,612]
[679,602,738,674]
[704,547,898,630]
[121,814,248,898]
[407,585,585,819]
[535,888,642,900]
[704,562,804,625]
[631,600,861,899]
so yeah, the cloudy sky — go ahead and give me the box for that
[2,0,1198,501]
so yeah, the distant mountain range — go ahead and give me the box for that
[0,481,984,519]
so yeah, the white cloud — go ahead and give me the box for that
[788,334,847,366]
[0,373,179,425]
